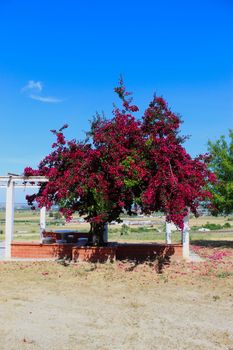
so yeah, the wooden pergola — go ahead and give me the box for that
[0,175,190,259]
[0,175,48,258]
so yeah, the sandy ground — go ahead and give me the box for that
[0,250,233,350]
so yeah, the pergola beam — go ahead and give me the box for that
[0,185,42,188]
[0,176,49,182]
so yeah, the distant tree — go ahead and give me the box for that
[208,130,233,215]
[24,80,215,245]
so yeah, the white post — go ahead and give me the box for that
[5,179,15,258]
[104,223,108,243]
[40,207,46,241]
[165,221,172,244]
[182,212,190,259]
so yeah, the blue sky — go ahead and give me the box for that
[0,0,232,202]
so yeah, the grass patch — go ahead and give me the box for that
[192,222,231,231]
[0,211,232,244]
[216,271,233,278]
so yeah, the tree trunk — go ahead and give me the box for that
[88,222,106,246]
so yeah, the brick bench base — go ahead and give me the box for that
[11,242,75,259]
[11,242,183,261]
[72,246,116,263]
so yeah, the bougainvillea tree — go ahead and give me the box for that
[24,80,215,245]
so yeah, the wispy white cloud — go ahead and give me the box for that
[21,80,43,92]
[29,94,63,103]
[21,80,64,103]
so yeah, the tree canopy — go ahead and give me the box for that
[208,130,233,215]
[24,81,215,245]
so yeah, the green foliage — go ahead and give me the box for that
[120,224,130,235]
[191,222,231,231]
[124,178,140,188]
[53,212,62,220]
[203,223,222,230]
[208,129,233,215]
[190,226,199,231]
[216,271,233,279]
[223,222,231,228]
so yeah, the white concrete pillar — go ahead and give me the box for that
[165,221,172,244]
[5,179,15,258]
[182,213,190,259]
[103,223,108,243]
[40,207,46,241]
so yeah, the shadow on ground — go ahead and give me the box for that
[117,256,171,274]
[191,240,233,249]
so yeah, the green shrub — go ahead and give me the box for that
[54,212,62,220]
[203,223,222,230]
[191,225,199,231]
[120,224,130,235]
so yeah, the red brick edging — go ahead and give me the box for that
[11,241,182,261]
[11,242,74,259]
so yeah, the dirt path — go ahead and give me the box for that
[0,261,233,350]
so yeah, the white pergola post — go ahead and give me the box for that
[5,179,15,258]
[0,175,49,259]
[182,212,190,259]
[40,207,46,241]
[165,221,172,244]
